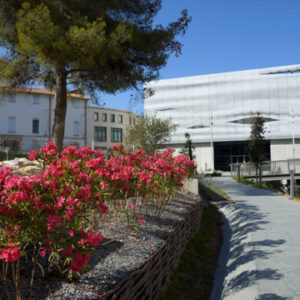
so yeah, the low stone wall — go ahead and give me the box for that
[182,178,199,195]
[101,193,203,300]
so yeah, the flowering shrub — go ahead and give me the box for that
[0,142,196,299]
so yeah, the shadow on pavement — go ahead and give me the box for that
[224,268,283,295]
[211,193,286,300]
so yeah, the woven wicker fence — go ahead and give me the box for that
[101,193,203,300]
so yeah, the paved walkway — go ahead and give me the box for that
[210,175,300,300]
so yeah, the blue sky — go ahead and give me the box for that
[2,1,300,113]
[103,0,300,113]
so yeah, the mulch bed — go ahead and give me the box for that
[0,192,201,300]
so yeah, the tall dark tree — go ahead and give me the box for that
[0,1,191,151]
[248,112,265,182]
[180,132,195,160]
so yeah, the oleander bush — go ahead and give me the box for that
[0,142,196,300]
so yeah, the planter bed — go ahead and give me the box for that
[1,192,202,300]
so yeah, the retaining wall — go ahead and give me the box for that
[101,193,203,300]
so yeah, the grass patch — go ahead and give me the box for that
[198,180,227,201]
[159,205,223,300]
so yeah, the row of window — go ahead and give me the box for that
[94,112,123,123]
[4,94,81,108]
[7,117,81,136]
[94,127,123,142]
[5,94,41,104]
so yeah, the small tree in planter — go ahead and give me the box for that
[180,132,195,161]
[248,112,265,183]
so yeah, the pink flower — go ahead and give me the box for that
[28,150,37,161]
[0,246,21,262]
[62,246,74,257]
[40,248,47,257]
[70,251,90,272]
[99,202,108,216]
[137,214,144,224]
[85,231,103,247]
[46,215,62,232]
[68,230,74,237]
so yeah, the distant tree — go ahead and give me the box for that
[248,112,265,182]
[0,1,191,151]
[180,132,195,160]
[125,115,177,155]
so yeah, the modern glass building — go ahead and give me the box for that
[145,64,300,171]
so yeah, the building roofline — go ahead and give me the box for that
[1,87,89,100]
[88,105,137,114]
[146,64,300,86]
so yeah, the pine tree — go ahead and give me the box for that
[0,1,191,151]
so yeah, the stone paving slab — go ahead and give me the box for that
[210,175,300,300]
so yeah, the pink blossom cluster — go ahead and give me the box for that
[0,141,196,275]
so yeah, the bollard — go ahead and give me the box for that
[290,170,295,200]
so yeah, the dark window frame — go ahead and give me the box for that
[111,128,123,142]
[32,119,39,134]
[94,126,107,141]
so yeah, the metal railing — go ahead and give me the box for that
[231,159,300,178]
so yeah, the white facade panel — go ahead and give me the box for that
[145,64,300,145]
[145,64,300,168]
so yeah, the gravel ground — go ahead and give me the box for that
[0,192,199,300]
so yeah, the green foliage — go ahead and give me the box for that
[248,112,265,167]
[0,151,27,161]
[0,1,191,150]
[180,132,195,160]
[124,115,177,155]
[247,112,265,182]
[204,171,222,177]
[233,176,286,193]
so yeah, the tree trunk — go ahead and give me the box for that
[51,66,67,152]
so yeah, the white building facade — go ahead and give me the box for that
[145,65,300,171]
[0,88,87,152]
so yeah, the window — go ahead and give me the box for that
[32,119,39,134]
[111,114,115,123]
[118,115,123,123]
[8,94,16,103]
[94,112,99,121]
[73,121,80,136]
[8,117,16,133]
[102,113,107,122]
[111,128,123,142]
[33,95,40,104]
[94,127,106,141]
